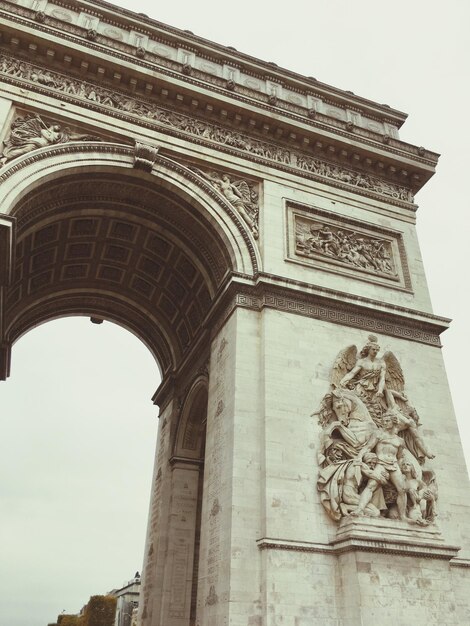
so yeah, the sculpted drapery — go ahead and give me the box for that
[315,335,437,525]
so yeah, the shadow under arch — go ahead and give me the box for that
[173,374,209,461]
[0,314,160,625]
[0,141,260,379]
[171,373,209,625]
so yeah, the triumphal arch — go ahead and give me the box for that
[1,1,469,624]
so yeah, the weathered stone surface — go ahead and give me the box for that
[0,2,468,625]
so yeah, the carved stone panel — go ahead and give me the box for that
[286,202,412,291]
[190,166,259,239]
[314,334,437,527]
[0,111,102,165]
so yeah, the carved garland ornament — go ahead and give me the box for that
[0,52,414,205]
[315,335,437,526]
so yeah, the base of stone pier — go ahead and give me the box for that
[257,520,469,626]
[334,516,460,559]
[332,517,468,626]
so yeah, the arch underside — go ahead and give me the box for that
[3,164,251,375]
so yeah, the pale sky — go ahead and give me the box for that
[0,1,469,625]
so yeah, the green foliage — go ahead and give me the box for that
[82,595,117,626]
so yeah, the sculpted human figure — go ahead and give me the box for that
[339,335,386,407]
[400,459,436,525]
[0,116,63,164]
[342,453,388,517]
[337,336,434,461]
[202,171,258,237]
[1,114,99,165]
[316,333,437,524]
[352,413,408,520]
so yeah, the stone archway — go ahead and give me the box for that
[1,6,469,622]
[0,142,257,626]
[0,142,259,379]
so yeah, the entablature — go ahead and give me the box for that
[0,0,439,196]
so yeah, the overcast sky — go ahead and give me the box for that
[1,1,469,625]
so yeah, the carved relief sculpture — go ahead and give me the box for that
[196,169,259,238]
[0,52,414,205]
[315,335,436,525]
[296,218,397,277]
[0,113,99,164]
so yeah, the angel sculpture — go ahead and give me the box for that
[200,170,259,238]
[315,334,436,524]
[0,114,99,165]
[334,334,434,462]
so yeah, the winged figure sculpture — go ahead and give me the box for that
[1,113,99,164]
[315,334,436,526]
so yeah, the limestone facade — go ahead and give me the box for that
[0,1,469,625]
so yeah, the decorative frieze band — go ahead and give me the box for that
[0,0,441,176]
[0,52,415,207]
[207,277,447,348]
[237,293,442,346]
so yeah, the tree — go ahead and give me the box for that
[82,596,117,626]
[57,615,82,626]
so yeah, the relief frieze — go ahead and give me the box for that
[288,204,411,290]
[295,154,413,202]
[296,218,396,277]
[0,112,101,164]
[314,334,437,526]
[192,167,259,239]
[0,52,414,205]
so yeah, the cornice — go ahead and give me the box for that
[16,0,407,124]
[0,58,418,210]
[204,273,449,348]
[450,558,470,568]
[0,1,439,183]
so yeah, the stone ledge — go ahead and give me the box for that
[332,517,460,559]
[450,558,470,568]
[257,519,461,560]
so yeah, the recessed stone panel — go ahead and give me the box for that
[98,265,123,282]
[145,233,172,260]
[62,264,88,280]
[66,242,94,259]
[69,218,99,237]
[31,248,57,271]
[286,201,412,291]
[33,224,59,247]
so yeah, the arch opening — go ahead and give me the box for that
[0,145,252,625]
[0,150,256,378]
[0,316,159,625]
